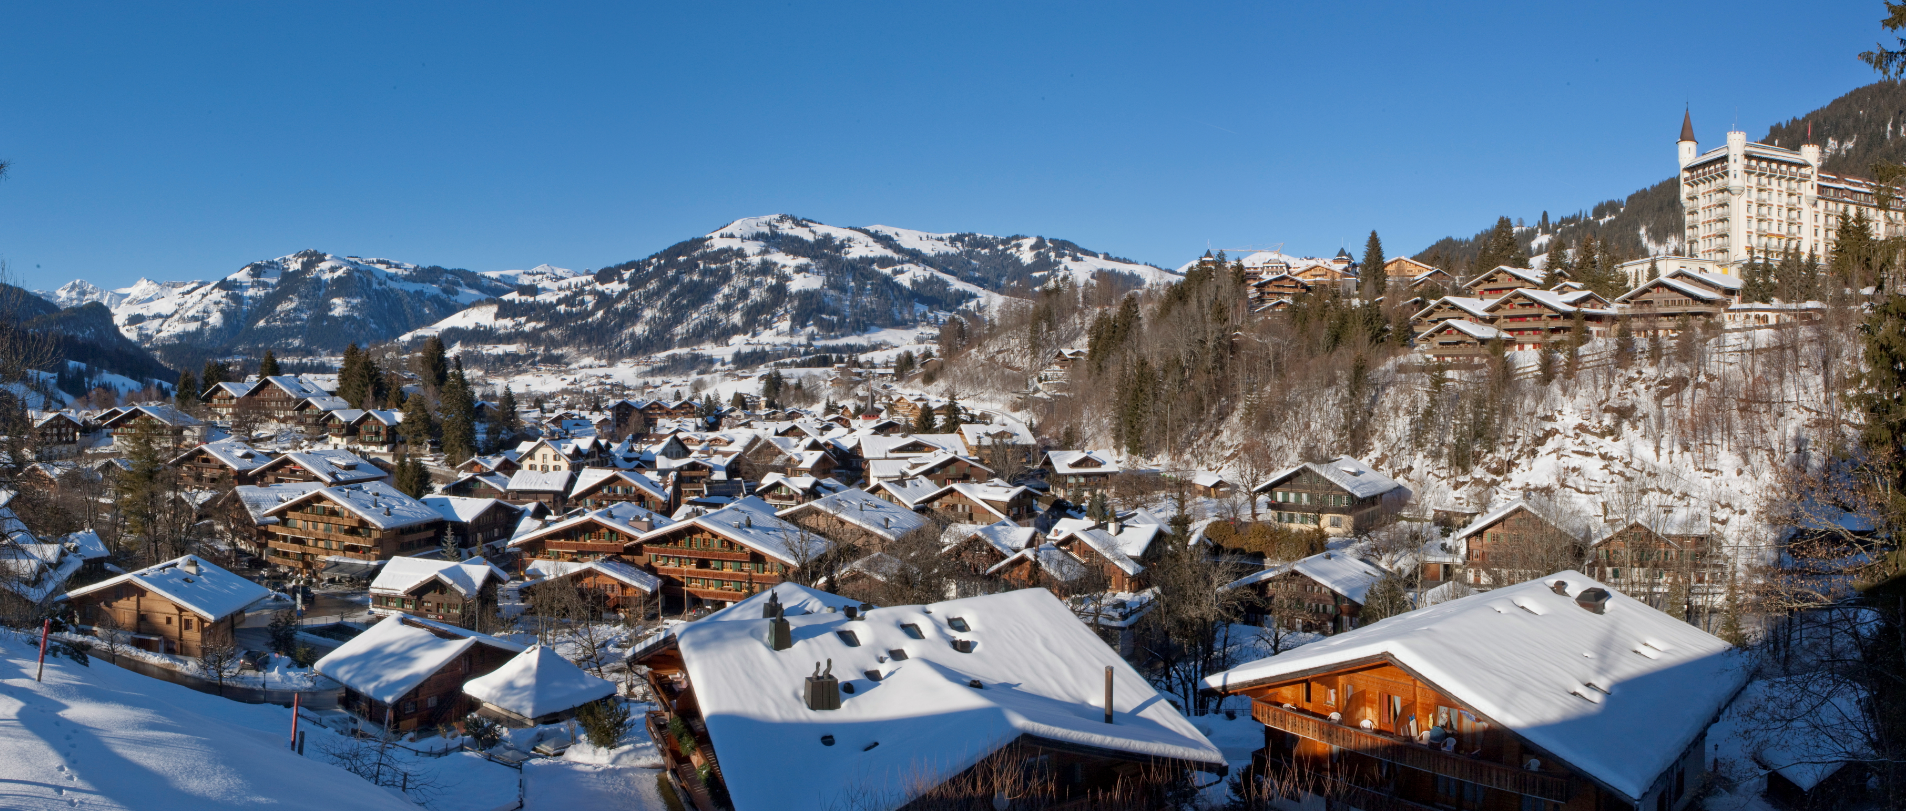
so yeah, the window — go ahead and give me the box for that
[403,701,416,714]
[426,696,438,708]
[900,623,925,639]
[836,631,861,647]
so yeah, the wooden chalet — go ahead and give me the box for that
[1048,519,1159,593]
[102,405,203,450]
[1253,456,1410,536]
[1409,295,1495,338]
[368,556,509,626]
[1222,551,1389,633]
[1431,499,1582,589]
[1480,288,1611,351]
[1615,277,1731,336]
[259,481,446,574]
[1204,574,1746,811]
[202,382,251,421]
[915,480,1038,525]
[940,521,1039,581]
[421,496,524,555]
[568,467,669,512]
[633,498,818,608]
[1252,273,1312,303]
[315,614,524,733]
[169,439,271,488]
[29,412,82,458]
[441,472,511,500]
[1589,508,1722,600]
[1416,319,1505,360]
[1462,265,1545,299]
[635,588,1225,811]
[522,558,661,615]
[289,395,350,428]
[506,504,669,568]
[463,645,617,728]
[243,375,332,421]
[1040,449,1121,502]
[504,469,573,510]
[775,487,929,550]
[320,409,402,453]
[65,555,271,657]
[251,449,388,486]
[754,472,847,508]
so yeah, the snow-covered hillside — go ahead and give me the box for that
[414,214,1178,359]
[0,644,418,811]
[35,280,130,310]
[61,252,517,358]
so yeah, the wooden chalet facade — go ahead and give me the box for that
[1255,457,1408,537]
[422,496,524,554]
[1615,277,1730,336]
[30,413,82,458]
[1481,289,1608,351]
[1040,450,1121,502]
[1409,296,1494,338]
[1416,319,1504,360]
[507,512,653,568]
[1463,265,1545,299]
[1433,500,1581,588]
[65,556,269,657]
[104,406,203,449]
[568,468,669,512]
[1206,575,1739,811]
[1589,515,1722,600]
[260,483,445,573]
[917,482,1038,525]
[368,558,507,626]
[169,441,269,488]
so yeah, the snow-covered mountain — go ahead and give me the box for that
[61,251,518,359]
[36,279,131,310]
[411,214,1177,357]
[478,263,588,290]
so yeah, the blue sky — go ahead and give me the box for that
[0,1,1887,291]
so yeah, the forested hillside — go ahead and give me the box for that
[1415,80,1906,274]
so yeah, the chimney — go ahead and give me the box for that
[763,591,782,619]
[182,557,201,576]
[768,606,793,651]
[1575,588,1611,615]
[1550,580,1569,596]
[804,660,841,710]
[1103,666,1114,724]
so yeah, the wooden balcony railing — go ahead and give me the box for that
[1252,702,1571,803]
[1331,781,1443,811]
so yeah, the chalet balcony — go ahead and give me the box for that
[1251,702,1571,803]
[545,540,626,555]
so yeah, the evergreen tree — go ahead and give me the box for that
[730,391,748,411]
[1829,209,1882,290]
[175,370,199,410]
[393,454,429,498]
[1613,316,1635,369]
[1360,230,1386,300]
[1538,343,1559,384]
[894,351,915,379]
[1538,210,1550,232]
[761,369,786,406]
[1717,569,1746,647]
[416,337,449,392]
[439,359,478,464]
[914,403,937,434]
[1546,241,1572,281]
[497,385,521,436]
[1856,291,1906,527]
[257,351,280,378]
[939,395,962,433]
[200,359,227,389]
[399,391,435,450]
[1470,216,1525,273]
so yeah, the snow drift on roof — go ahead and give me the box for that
[369,556,508,598]
[462,644,616,720]
[65,555,270,620]
[1223,551,1389,605]
[673,588,1222,811]
[314,614,520,704]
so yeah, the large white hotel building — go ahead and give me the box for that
[1678,109,1901,266]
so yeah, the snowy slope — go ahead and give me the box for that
[0,646,417,811]
[35,280,129,310]
[416,214,1178,358]
[86,251,517,356]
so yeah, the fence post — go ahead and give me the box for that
[289,693,302,749]
[35,620,50,682]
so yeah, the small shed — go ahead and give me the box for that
[462,644,617,727]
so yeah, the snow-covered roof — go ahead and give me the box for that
[265,481,444,531]
[506,469,572,493]
[314,614,524,704]
[957,422,1035,447]
[508,502,670,550]
[1221,551,1389,604]
[985,543,1086,581]
[1447,498,1590,544]
[1424,318,1506,340]
[1665,267,1743,293]
[61,529,109,561]
[524,558,662,593]
[462,645,617,720]
[171,438,271,472]
[231,482,326,523]
[567,467,666,501]
[779,488,930,543]
[672,588,1223,811]
[298,395,351,412]
[698,581,863,623]
[922,480,1030,521]
[758,472,848,498]
[1615,275,1727,304]
[1463,265,1544,288]
[107,404,202,428]
[1043,449,1121,475]
[1054,526,1146,575]
[1255,455,1403,500]
[65,555,270,620]
[641,496,823,566]
[1204,572,1749,804]
[368,556,508,599]
[421,495,520,525]
[1409,295,1495,322]
[266,449,385,485]
[945,520,1038,557]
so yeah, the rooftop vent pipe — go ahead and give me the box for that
[805,659,840,711]
[1550,580,1569,596]
[1103,666,1114,724]
[1575,588,1611,614]
[182,557,201,576]
[768,604,793,651]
